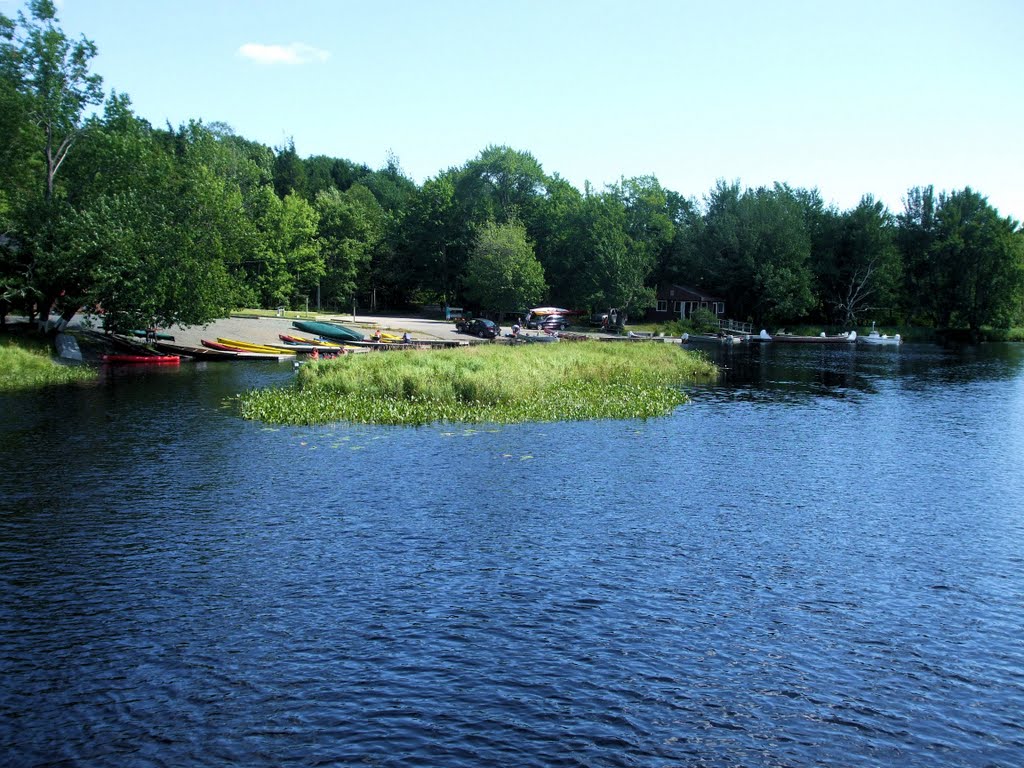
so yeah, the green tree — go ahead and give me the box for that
[315,183,385,310]
[52,114,250,330]
[529,174,582,305]
[273,138,307,199]
[245,185,322,308]
[58,184,239,332]
[304,155,373,197]
[930,188,1023,331]
[817,196,901,325]
[456,145,549,227]
[566,190,655,323]
[796,187,840,321]
[398,173,471,305]
[745,185,815,323]
[62,92,160,203]
[614,175,674,280]
[655,189,703,287]
[0,0,103,324]
[0,44,34,226]
[360,152,417,214]
[463,219,547,316]
[698,180,746,312]
[279,191,323,305]
[699,182,814,324]
[0,42,37,322]
[896,185,939,323]
[1,0,103,204]
[34,93,165,324]
[204,123,274,196]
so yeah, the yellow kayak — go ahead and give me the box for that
[216,337,297,355]
[278,334,347,348]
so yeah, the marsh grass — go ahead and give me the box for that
[0,338,96,391]
[239,341,717,426]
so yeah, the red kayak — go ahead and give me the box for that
[102,354,181,365]
[200,339,240,352]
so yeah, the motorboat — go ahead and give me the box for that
[858,322,902,346]
[772,330,857,344]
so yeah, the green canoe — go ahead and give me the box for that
[292,319,365,342]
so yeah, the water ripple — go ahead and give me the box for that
[2,348,1024,766]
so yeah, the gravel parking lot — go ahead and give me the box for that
[165,313,470,347]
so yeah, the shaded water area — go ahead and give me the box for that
[2,342,1023,766]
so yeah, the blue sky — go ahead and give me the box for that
[8,0,1023,219]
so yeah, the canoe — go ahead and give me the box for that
[202,339,248,351]
[200,340,293,360]
[102,354,180,364]
[270,340,351,354]
[130,329,175,341]
[215,337,297,355]
[154,341,241,360]
[292,319,365,342]
[279,333,347,348]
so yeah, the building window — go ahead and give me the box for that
[657,300,667,312]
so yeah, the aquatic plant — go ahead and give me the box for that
[238,341,717,426]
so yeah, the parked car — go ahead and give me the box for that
[536,315,568,331]
[462,318,500,338]
[526,314,568,331]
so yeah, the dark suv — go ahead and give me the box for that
[533,315,568,331]
[463,318,499,338]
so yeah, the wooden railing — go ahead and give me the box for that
[718,318,753,335]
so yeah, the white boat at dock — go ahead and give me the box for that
[858,322,902,346]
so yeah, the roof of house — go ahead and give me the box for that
[659,284,724,302]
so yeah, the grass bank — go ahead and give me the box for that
[238,341,717,426]
[0,337,96,391]
[978,326,1024,342]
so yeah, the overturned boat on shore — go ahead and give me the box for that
[292,320,364,342]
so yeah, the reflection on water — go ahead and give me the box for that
[692,340,1024,402]
[2,345,1024,766]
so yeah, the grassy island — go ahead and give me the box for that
[0,338,96,391]
[238,341,717,426]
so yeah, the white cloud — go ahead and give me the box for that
[237,43,330,65]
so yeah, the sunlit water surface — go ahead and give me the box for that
[2,342,1023,766]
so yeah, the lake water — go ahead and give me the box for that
[2,342,1023,767]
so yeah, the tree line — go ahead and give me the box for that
[3,1,1022,334]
